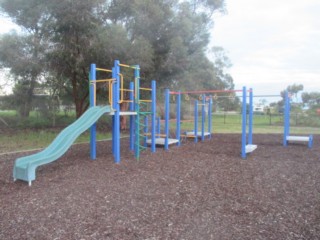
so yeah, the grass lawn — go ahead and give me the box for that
[0,111,319,154]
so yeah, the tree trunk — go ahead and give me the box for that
[19,78,36,118]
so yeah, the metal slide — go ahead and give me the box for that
[13,105,111,185]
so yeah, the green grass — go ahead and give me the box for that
[0,130,113,154]
[0,110,16,117]
[1,111,319,154]
[0,109,116,154]
[175,113,320,134]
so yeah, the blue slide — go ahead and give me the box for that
[13,105,111,186]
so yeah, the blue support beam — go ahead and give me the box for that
[164,89,170,150]
[113,60,121,163]
[283,91,290,147]
[248,88,253,145]
[194,100,198,143]
[129,82,135,151]
[208,97,212,139]
[201,95,205,141]
[90,64,97,160]
[111,67,116,155]
[151,80,156,152]
[241,86,247,159]
[134,65,140,158]
[176,92,181,146]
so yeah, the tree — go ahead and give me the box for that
[0,0,228,118]
[0,32,45,117]
[280,83,304,100]
[301,92,320,110]
[0,0,108,117]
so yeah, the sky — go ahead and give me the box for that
[210,0,320,103]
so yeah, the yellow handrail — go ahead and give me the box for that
[140,87,152,91]
[180,134,196,138]
[118,63,140,70]
[144,133,167,137]
[91,78,115,83]
[90,78,115,107]
[96,68,112,73]
[109,80,113,107]
[119,73,124,104]
[121,89,134,92]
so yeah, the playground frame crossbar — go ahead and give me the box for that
[170,89,247,95]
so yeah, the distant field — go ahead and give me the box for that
[173,113,320,134]
[0,111,319,153]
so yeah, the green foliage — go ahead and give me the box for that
[280,83,304,100]
[302,92,320,110]
[0,0,234,118]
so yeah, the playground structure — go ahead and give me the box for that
[241,87,257,159]
[160,87,256,159]
[283,91,313,148]
[13,62,257,185]
[13,60,157,185]
[12,59,315,186]
[146,89,213,149]
[89,61,157,162]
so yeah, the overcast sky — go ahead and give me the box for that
[211,0,320,101]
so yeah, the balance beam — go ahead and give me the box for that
[286,135,313,148]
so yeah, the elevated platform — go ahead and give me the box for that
[109,111,137,116]
[286,135,313,148]
[286,136,310,142]
[185,131,211,138]
[245,144,257,153]
[146,138,179,146]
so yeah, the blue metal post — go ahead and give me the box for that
[111,67,116,155]
[176,92,181,146]
[129,82,135,151]
[283,91,290,147]
[164,89,170,150]
[114,60,121,163]
[308,135,313,148]
[194,100,198,143]
[90,64,96,160]
[208,97,212,139]
[241,86,247,159]
[201,95,205,141]
[248,88,253,145]
[151,80,156,152]
[134,65,140,158]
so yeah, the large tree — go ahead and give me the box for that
[0,0,228,117]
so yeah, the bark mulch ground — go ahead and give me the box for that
[0,134,319,240]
